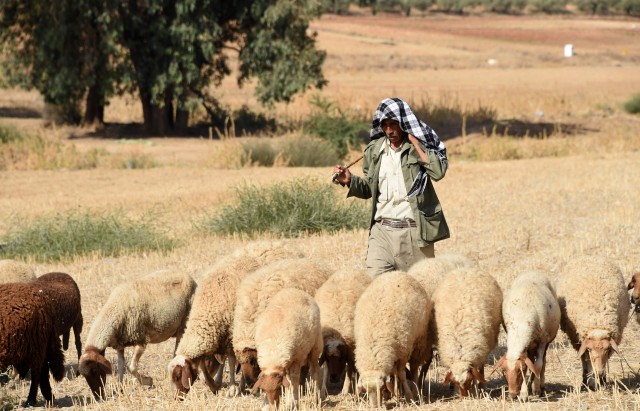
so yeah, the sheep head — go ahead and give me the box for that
[319,339,348,384]
[168,355,199,397]
[627,272,640,306]
[578,330,619,390]
[250,367,289,409]
[494,353,539,400]
[444,364,486,397]
[78,346,112,400]
[356,371,392,407]
[236,347,261,387]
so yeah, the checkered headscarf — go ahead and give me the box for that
[371,97,447,198]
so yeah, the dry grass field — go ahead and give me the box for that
[1,11,640,411]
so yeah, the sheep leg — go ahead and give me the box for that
[23,364,41,407]
[396,361,415,403]
[39,361,54,406]
[408,358,422,401]
[214,354,226,387]
[62,330,70,351]
[309,357,324,402]
[73,319,83,361]
[117,349,126,383]
[340,361,353,395]
[128,345,153,386]
[321,364,329,398]
[288,365,302,410]
[200,358,221,394]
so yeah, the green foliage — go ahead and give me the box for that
[0,210,177,262]
[437,0,471,13]
[198,177,369,237]
[320,0,352,13]
[303,95,369,159]
[529,0,568,12]
[0,124,21,144]
[239,135,339,167]
[615,0,640,15]
[483,0,527,12]
[574,0,612,13]
[623,93,640,114]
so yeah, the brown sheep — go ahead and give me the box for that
[32,272,83,361]
[0,282,66,406]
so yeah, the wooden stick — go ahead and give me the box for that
[331,155,364,184]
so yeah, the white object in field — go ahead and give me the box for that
[564,44,573,58]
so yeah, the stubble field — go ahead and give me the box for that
[1,11,640,411]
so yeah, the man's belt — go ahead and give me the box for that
[378,218,417,229]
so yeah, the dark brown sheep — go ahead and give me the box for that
[32,272,84,361]
[0,282,66,406]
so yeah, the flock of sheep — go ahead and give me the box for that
[0,242,638,410]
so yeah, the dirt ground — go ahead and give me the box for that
[1,12,640,411]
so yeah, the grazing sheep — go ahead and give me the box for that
[233,258,333,389]
[0,259,35,284]
[494,271,560,400]
[78,269,196,399]
[33,272,84,361]
[431,268,502,397]
[408,253,476,297]
[0,283,65,406]
[314,268,371,395]
[168,240,304,397]
[556,255,630,390]
[251,288,324,411]
[354,271,431,407]
[626,272,640,313]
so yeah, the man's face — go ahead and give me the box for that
[381,118,404,146]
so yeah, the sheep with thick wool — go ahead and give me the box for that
[168,240,302,397]
[494,271,560,400]
[0,259,35,284]
[33,272,84,361]
[78,269,196,399]
[314,268,371,395]
[251,288,324,411]
[431,267,502,397]
[556,255,629,390]
[0,282,66,406]
[233,258,333,389]
[408,253,476,297]
[354,271,431,407]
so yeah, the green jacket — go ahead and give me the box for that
[347,137,450,247]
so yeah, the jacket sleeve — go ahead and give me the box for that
[417,147,447,182]
[346,151,373,199]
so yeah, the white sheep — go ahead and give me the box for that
[555,255,630,390]
[251,288,324,411]
[0,259,35,284]
[354,271,431,407]
[431,267,502,397]
[314,268,371,395]
[494,271,560,400]
[78,269,196,399]
[408,253,476,297]
[168,240,301,398]
[232,258,333,389]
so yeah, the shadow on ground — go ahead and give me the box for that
[0,106,42,119]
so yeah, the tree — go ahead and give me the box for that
[616,0,640,15]
[0,0,327,134]
[574,0,612,14]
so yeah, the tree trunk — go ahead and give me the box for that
[83,83,104,125]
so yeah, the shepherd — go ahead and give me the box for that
[332,97,450,277]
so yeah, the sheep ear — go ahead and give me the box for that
[444,371,454,385]
[610,338,620,354]
[490,356,505,377]
[577,340,589,358]
[470,367,486,384]
[250,374,263,395]
[628,280,635,290]
[181,365,194,389]
[318,352,326,367]
[384,376,395,396]
[524,357,540,379]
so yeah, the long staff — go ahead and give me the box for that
[331,155,364,184]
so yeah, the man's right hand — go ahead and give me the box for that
[332,164,351,186]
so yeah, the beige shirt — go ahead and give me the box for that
[374,139,414,221]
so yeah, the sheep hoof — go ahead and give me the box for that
[226,385,241,397]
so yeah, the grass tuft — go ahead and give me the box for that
[623,92,640,114]
[197,177,369,237]
[0,210,177,262]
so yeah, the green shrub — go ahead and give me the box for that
[241,139,279,166]
[0,210,177,262]
[623,93,640,114]
[198,177,369,238]
[303,95,369,159]
[529,0,568,12]
[0,124,22,144]
[275,135,339,167]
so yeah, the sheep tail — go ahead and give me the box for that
[47,330,66,382]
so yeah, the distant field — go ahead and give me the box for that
[1,13,640,411]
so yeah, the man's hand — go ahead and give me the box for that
[407,133,428,163]
[332,164,352,186]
